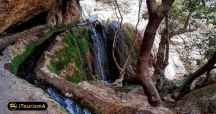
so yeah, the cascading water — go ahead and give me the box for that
[88,19,131,83]
[89,22,109,81]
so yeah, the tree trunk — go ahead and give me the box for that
[136,0,174,106]
[136,16,164,106]
[177,52,216,98]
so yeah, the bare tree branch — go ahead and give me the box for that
[112,0,124,74]
[113,0,143,86]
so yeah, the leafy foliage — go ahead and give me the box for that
[171,0,216,26]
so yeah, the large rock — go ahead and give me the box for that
[0,0,54,33]
[41,27,91,83]
[47,0,81,25]
[0,0,81,33]
[5,25,66,74]
[0,50,67,114]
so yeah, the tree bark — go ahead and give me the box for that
[136,0,174,106]
[177,52,216,98]
[137,16,163,106]
[154,3,195,98]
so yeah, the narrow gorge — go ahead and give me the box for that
[0,0,215,114]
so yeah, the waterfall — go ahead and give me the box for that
[87,20,133,82]
[89,23,109,81]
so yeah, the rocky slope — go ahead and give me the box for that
[0,0,54,33]
[0,50,67,114]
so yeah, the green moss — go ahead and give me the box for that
[48,27,90,84]
[9,25,65,74]
[10,42,38,74]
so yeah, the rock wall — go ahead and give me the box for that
[0,0,54,33]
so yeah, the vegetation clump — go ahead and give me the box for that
[48,27,90,84]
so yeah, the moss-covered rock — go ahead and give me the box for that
[8,25,53,74]
[47,27,90,84]
[8,24,71,74]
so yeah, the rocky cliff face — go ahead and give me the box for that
[0,48,67,114]
[47,0,81,25]
[0,0,54,33]
[0,0,81,34]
